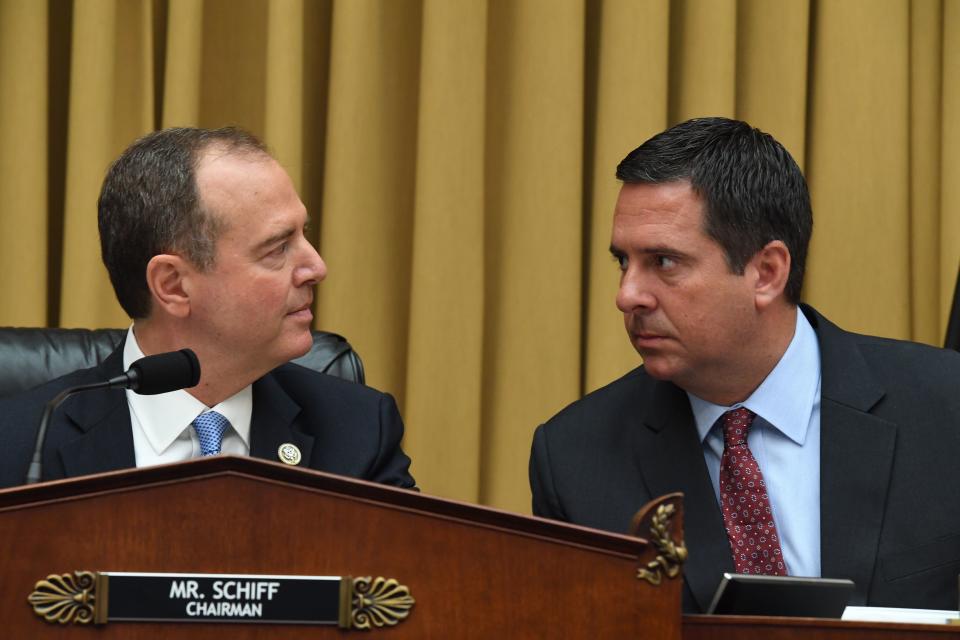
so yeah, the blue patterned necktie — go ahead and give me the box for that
[192,411,230,456]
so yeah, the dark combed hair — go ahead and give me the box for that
[98,126,268,318]
[616,117,812,304]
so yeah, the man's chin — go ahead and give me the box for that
[291,333,315,360]
[637,354,680,382]
[272,329,315,365]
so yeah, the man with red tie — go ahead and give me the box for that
[530,117,960,612]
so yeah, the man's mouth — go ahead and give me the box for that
[287,301,313,317]
[631,330,670,348]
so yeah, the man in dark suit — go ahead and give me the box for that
[530,117,960,612]
[0,127,414,489]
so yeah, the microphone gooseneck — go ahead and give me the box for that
[24,349,201,485]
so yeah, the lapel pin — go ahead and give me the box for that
[277,443,302,466]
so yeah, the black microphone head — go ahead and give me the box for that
[128,349,201,395]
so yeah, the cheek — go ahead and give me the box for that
[669,280,745,338]
[708,290,756,343]
[255,278,297,321]
[238,272,283,301]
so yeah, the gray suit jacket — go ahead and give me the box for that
[530,305,960,612]
[0,343,415,489]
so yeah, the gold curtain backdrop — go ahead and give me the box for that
[0,0,957,513]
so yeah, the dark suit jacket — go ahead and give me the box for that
[0,343,415,489]
[530,305,960,612]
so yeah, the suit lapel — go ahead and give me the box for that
[249,372,315,467]
[637,380,734,612]
[806,307,895,604]
[56,353,319,476]
[58,347,137,478]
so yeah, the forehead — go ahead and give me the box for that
[611,181,709,245]
[195,149,278,206]
[195,150,304,224]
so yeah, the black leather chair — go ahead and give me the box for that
[0,328,364,398]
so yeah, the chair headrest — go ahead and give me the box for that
[0,328,364,397]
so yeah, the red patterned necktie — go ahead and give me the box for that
[718,407,787,575]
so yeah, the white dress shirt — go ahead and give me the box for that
[124,326,252,467]
[687,309,822,577]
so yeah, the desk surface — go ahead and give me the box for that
[685,614,960,639]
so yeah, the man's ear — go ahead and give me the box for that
[750,240,791,310]
[145,254,192,318]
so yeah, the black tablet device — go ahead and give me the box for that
[706,573,855,618]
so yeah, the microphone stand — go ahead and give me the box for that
[25,381,116,484]
[22,348,197,485]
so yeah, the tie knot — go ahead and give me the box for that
[193,411,230,456]
[721,407,756,447]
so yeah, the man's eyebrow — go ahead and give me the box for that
[255,226,296,251]
[255,215,311,251]
[610,243,684,255]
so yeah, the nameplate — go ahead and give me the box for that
[28,571,414,629]
[106,572,340,623]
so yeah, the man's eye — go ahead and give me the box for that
[656,255,677,270]
[270,242,288,256]
[612,254,627,271]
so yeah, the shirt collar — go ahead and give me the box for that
[688,309,821,445]
[123,326,252,456]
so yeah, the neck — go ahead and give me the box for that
[133,319,264,407]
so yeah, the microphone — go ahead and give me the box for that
[24,349,201,485]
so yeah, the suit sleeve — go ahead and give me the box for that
[368,392,417,490]
[529,424,567,520]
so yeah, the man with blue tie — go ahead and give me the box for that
[0,127,415,489]
[530,117,960,612]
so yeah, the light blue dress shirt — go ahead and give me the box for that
[687,309,822,578]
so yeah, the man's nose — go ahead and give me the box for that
[295,241,327,286]
[615,270,657,313]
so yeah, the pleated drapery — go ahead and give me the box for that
[1,0,958,513]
